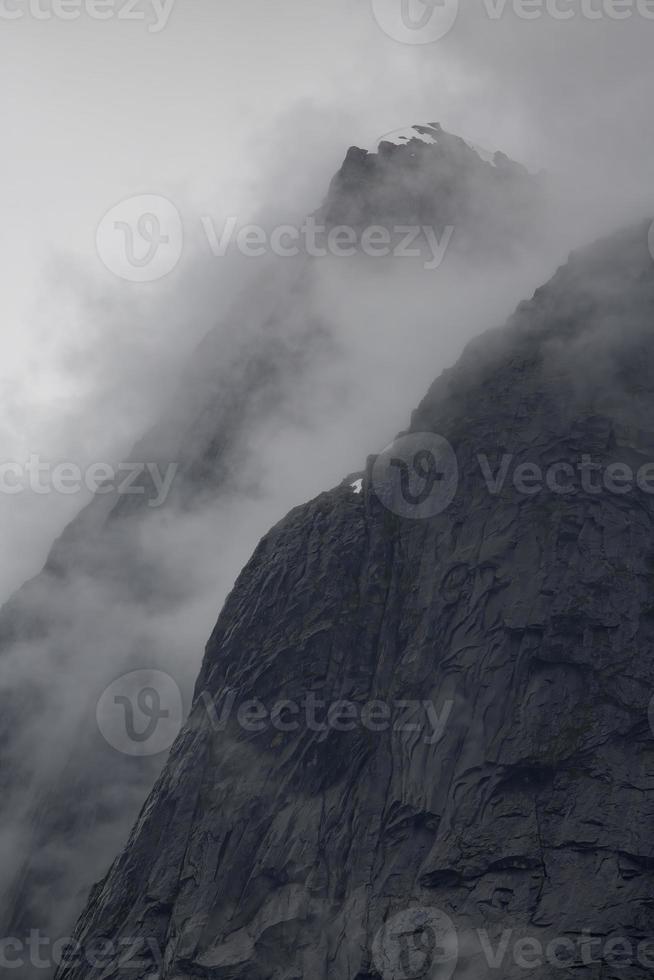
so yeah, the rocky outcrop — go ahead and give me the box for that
[317,122,544,258]
[0,124,553,957]
[55,221,654,979]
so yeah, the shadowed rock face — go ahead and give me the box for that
[0,125,551,955]
[55,222,654,979]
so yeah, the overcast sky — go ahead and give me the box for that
[1,0,654,597]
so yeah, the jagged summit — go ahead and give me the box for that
[374,122,507,171]
[355,121,530,173]
[377,121,443,148]
[318,121,541,255]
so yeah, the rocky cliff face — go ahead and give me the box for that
[0,125,550,958]
[54,221,654,979]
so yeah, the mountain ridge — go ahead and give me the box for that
[0,121,555,955]
[54,218,654,979]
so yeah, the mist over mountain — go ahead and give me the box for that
[53,216,654,980]
[5,0,654,976]
[0,124,571,965]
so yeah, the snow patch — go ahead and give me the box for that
[374,124,499,168]
[377,124,440,148]
[350,479,363,495]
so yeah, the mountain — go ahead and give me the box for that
[317,122,541,257]
[0,265,335,947]
[54,219,654,979]
[0,124,554,961]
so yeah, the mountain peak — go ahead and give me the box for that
[318,122,540,256]
[377,122,442,148]
[370,121,524,172]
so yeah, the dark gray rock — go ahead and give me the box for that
[55,221,654,979]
